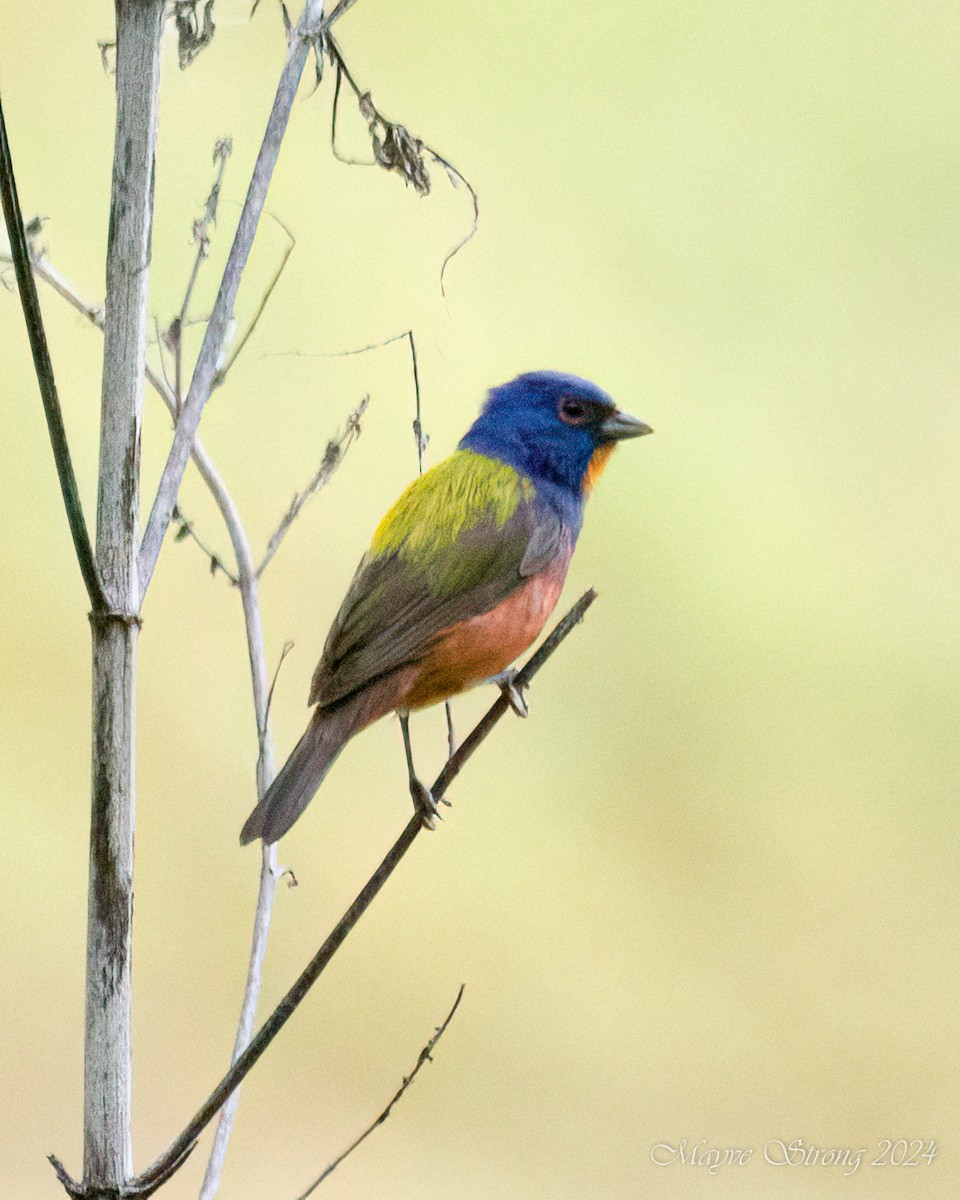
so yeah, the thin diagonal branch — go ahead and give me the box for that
[324,0,361,27]
[194,484,281,1200]
[198,846,282,1200]
[184,305,284,1200]
[214,214,294,384]
[137,0,325,604]
[158,192,287,1195]
[120,588,598,1198]
[171,506,239,585]
[431,588,598,797]
[0,95,105,612]
[408,329,427,470]
[174,137,233,403]
[163,149,303,1197]
[296,985,466,1198]
[182,140,231,335]
[257,395,368,576]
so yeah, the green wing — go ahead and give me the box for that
[309,450,562,708]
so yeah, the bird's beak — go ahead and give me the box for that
[599,408,653,441]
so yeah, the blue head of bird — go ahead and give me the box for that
[459,371,651,496]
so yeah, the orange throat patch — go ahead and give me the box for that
[583,443,616,494]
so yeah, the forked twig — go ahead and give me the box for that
[324,0,361,26]
[137,0,326,604]
[295,985,466,1197]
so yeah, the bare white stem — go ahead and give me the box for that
[141,296,285,1200]
[31,256,104,325]
[85,1,164,1193]
[147,348,285,1200]
[143,329,287,1200]
[198,844,280,1200]
[192,430,282,1200]
[144,314,287,1200]
[137,0,325,603]
[24,247,285,1200]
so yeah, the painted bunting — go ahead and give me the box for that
[240,371,651,844]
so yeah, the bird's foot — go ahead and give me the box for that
[491,668,529,718]
[399,708,451,827]
[410,776,443,830]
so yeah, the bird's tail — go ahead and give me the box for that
[240,704,354,845]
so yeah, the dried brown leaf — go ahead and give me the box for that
[174,0,216,69]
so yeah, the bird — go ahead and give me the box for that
[240,370,651,844]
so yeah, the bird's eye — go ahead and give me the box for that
[559,396,589,425]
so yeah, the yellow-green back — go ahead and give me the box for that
[371,449,534,560]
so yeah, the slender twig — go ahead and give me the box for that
[153,316,177,402]
[279,327,411,359]
[14,253,103,324]
[181,141,231,340]
[197,479,281,1200]
[162,151,319,1198]
[431,589,598,797]
[0,95,105,612]
[399,330,457,757]
[116,589,597,1198]
[165,167,290,1198]
[324,35,362,107]
[408,329,428,470]
[445,703,458,759]
[198,844,282,1200]
[171,506,239,585]
[262,640,295,769]
[191,361,282,1200]
[175,138,233,403]
[137,0,326,604]
[214,215,294,384]
[257,396,368,576]
[296,985,466,1197]
[324,0,361,27]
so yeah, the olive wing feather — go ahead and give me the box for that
[309,468,562,709]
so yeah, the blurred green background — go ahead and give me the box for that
[2,1,958,1197]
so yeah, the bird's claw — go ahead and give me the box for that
[410,777,441,830]
[493,668,529,718]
